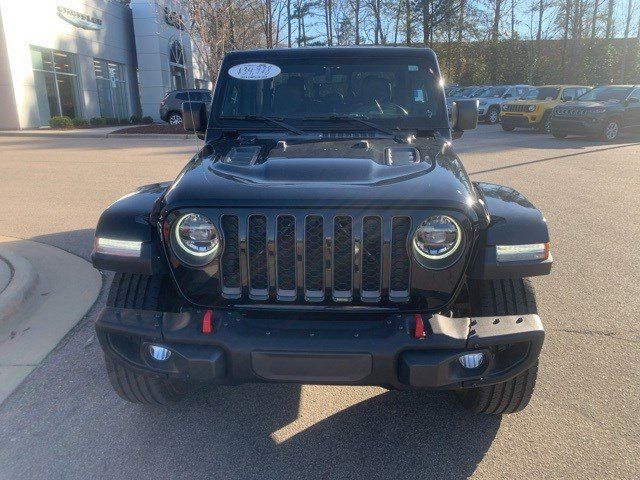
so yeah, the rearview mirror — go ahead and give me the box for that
[182,101,207,135]
[451,99,478,137]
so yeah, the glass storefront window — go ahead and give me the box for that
[169,39,187,90]
[30,46,80,126]
[94,59,129,120]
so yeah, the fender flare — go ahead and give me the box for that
[469,182,552,279]
[91,182,170,275]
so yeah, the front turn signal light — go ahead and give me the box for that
[496,243,549,263]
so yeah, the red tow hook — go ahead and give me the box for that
[413,314,426,339]
[202,310,213,334]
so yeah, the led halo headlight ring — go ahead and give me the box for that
[170,213,221,267]
[412,215,464,268]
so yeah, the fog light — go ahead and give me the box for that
[459,352,485,369]
[148,345,171,361]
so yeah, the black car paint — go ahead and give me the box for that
[91,47,551,391]
[550,86,640,137]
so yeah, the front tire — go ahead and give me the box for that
[168,112,183,125]
[486,106,500,125]
[501,124,515,132]
[600,118,620,142]
[103,273,189,405]
[538,113,552,134]
[455,279,539,415]
[552,129,567,139]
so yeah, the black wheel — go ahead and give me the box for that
[538,113,552,134]
[551,129,567,139]
[455,279,539,415]
[501,124,515,132]
[168,112,183,125]
[103,273,189,405]
[600,118,620,142]
[486,106,500,125]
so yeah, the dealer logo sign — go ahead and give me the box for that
[57,5,102,30]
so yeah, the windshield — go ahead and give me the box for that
[470,87,492,98]
[217,57,443,128]
[525,87,560,100]
[460,87,479,97]
[483,87,507,98]
[577,86,631,102]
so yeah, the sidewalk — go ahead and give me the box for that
[0,236,102,404]
[0,127,197,140]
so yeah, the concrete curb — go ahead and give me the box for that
[0,236,102,405]
[107,133,197,140]
[0,131,197,140]
[0,131,111,139]
[0,250,38,325]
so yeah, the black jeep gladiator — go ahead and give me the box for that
[550,84,640,141]
[92,47,552,414]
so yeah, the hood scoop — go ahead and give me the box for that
[222,146,262,165]
[385,147,421,166]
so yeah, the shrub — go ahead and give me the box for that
[129,114,142,124]
[90,117,106,126]
[103,117,119,125]
[72,117,89,128]
[142,116,154,124]
[49,116,74,129]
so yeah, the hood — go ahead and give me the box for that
[560,100,616,109]
[477,96,505,104]
[162,137,477,212]
[507,99,553,105]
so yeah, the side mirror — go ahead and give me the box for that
[627,97,639,104]
[451,99,478,137]
[182,101,207,134]
[563,96,573,102]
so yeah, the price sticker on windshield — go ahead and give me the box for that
[228,63,281,80]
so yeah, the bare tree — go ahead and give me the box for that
[604,0,615,39]
[620,0,635,81]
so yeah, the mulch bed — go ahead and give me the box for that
[111,124,186,135]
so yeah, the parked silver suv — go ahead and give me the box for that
[160,89,212,124]
[476,85,531,124]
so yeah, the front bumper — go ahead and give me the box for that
[96,307,544,390]
[501,113,538,128]
[550,116,604,135]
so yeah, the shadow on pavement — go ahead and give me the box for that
[467,140,640,176]
[31,228,97,261]
[121,383,500,480]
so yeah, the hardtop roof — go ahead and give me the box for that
[224,46,438,62]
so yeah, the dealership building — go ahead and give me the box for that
[0,0,210,129]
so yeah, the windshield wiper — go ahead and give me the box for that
[220,115,305,135]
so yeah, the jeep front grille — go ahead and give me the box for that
[218,211,413,304]
[505,104,531,113]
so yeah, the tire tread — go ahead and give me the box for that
[104,273,188,406]
[457,278,539,415]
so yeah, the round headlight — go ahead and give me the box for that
[528,105,536,112]
[172,213,220,265]
[413,215,462,260]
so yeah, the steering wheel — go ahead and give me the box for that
[356,101,409,116]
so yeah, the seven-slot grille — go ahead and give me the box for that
[219,212,412,304]
[554,107,588,116]
[504,104,531,113]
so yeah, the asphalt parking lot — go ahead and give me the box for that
[0,126,638,479]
